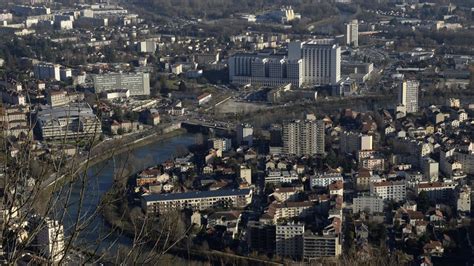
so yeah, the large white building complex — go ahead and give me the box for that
[229,39,341,88]
[36,103,102,140]
[93,72,150,96]
[283,119,325,156]
[228,53,304,87]
[296,39,341,86]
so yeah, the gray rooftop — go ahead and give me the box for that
[38,103,96,120]
[142,188,251,202]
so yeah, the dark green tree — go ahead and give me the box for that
[416,191,430,213]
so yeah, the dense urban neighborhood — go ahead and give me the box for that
[0,0,473,264]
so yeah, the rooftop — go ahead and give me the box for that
[142,188,252,202]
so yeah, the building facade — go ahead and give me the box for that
[141,188,253,214]
[398,80,419,114]
[36,103,102,140]
[370,180,407,202]
[236,123,253,146]
[34,63,60,81]
[276,223,305,259]
[346,19,359,47]
[298,39,341,86]
[415,182,456,201]
[93,72,150,96]
[353,193,384,214]
[283,120,325,156]
[36,218,65,263]
[303,233,342,260]
[228,53,304,87]
[229,39,341,88]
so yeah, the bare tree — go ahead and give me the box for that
[0,99,190,265]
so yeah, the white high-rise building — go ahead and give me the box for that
[283,119,325,156]
[346,19,359,47]
[398,80,419,114]
[300,39,341,86]
[37,218,65,263]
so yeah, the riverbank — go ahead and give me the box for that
[36,126,187,212]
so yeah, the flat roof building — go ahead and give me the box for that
[93,72,150,96]
[36,103,101,140]
[141,188,253,214]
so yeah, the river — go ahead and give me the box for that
[56,133,197,259]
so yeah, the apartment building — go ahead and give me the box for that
[265,170,299,184]
[310,172,343,188]
[353,193,384,214]
[138,40,156,53]
[340,131,373,154]
[0,106,30,138]
[47,90,84,107]
[457,185,471,213]
[303,233,342,260]
[294,39,341,86]
[370,179,407,202]
[283,119,325,156]
[415,181,456,201]
[398,80,419,114]
[276,223,305,259]
[270,186,304,202]
[453,148,474,175]
[361,156,385,171]
[141,188,253,214]
[240,166,252,185]
[228,53,304,87]
[261,201,314,224]
[346,19,358,47]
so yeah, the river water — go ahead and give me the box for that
[57,133,196,258]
